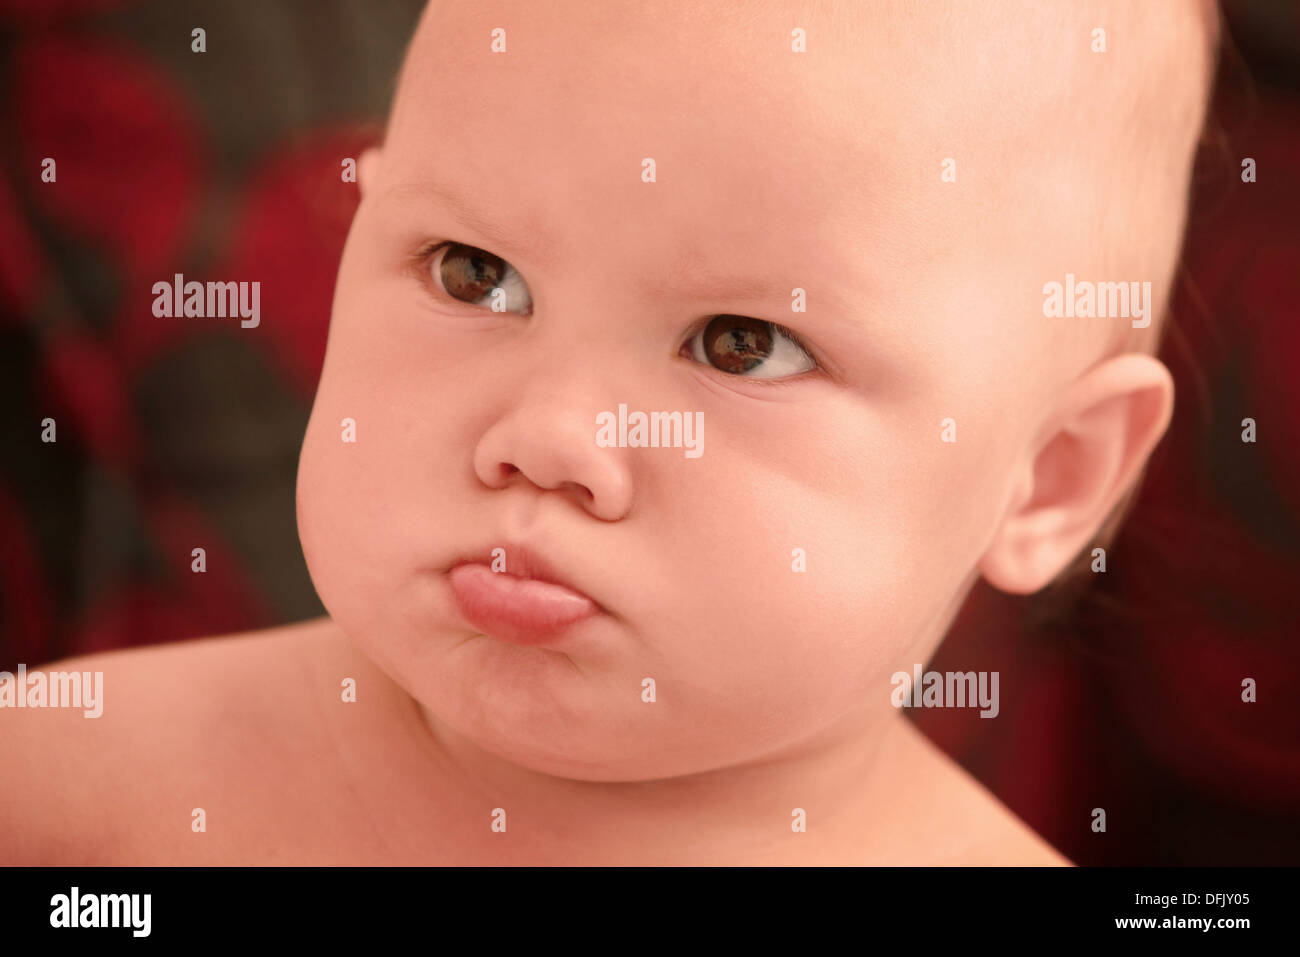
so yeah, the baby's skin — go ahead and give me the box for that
[1,0,1215,865]
[3,619,1064,864]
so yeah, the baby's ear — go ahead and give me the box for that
[977,354,1174,594]
[357,147,383,199]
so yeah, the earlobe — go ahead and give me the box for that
[978,354,1175,595]
[357,147,383,199]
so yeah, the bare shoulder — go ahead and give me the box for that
[953,803,1075,866]
[891,718,1074,867]
[0,617,386,864]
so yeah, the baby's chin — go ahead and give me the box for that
[361,633,803,782]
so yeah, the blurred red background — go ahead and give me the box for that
[1,0,1297,864]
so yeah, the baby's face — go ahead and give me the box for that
[297,1,1202,779]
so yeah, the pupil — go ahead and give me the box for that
[442,243,504,301]
[703,316,773,374]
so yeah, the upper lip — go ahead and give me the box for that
[445,541,604,609]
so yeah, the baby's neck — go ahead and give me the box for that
[407,695,958,865]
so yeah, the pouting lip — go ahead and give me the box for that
[443,541,606,612]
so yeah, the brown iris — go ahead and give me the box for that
[439,243,506,302]
[701,315,775,374]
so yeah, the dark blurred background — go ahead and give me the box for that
[1,0,1297,865]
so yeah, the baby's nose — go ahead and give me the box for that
[471,393,634,521]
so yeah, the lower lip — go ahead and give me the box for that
[448,563,598,646]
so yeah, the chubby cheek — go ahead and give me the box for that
[295,393,403,643]
[295,322,479,660]
[641,395,1009,749]
[604,450,857,747]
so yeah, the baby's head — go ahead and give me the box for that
[296,0,1217,780]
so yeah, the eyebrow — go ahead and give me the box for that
[380,178,842,316]
[653,253,816,307]
[380,179,559,269]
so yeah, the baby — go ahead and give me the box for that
[2,0,1218,865]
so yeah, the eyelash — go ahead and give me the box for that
[684,319,821,388]
[406,239,461,302]
[406,240,822,385]
[409,239,445,271]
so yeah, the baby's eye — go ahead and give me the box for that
[426,241,533,314]
[682,315,816,379]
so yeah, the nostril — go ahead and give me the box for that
[559,481,593,504]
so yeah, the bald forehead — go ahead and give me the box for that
[382,0,1216,375]
[389,0,1214,164]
